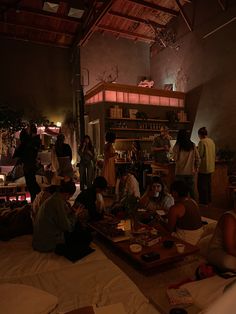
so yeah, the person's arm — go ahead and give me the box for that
[194,145,201,172]
[54,198,76,232]
[172,144,179,161]
[166,206,178,232]
[198,141,205,159]
[222,214,236,257]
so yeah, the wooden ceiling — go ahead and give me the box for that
[0,0,192,48]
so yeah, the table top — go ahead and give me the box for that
[89,220,199,272]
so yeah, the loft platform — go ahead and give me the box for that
[85,82,185,108]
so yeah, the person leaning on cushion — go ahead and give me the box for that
[207,209,236,272]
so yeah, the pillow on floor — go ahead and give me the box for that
[0,283,58,314]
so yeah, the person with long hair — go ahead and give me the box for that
[102,131,116,191]
[139,176,174,214]
[78,135,95,191]
[197,127,215,206]
[53,133,73,180]
[173,129,200,199]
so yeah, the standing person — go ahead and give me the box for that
[78,135,95,191]
[13,124,41,202]
[197,127,216,206]
[151,126,171,164]
[54,133,74,179]
[173,129,201,199]
[102,131,116,191]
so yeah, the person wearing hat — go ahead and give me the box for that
[151,126,171,164]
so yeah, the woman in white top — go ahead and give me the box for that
[173,129,200,199]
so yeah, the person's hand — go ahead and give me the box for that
[72,203,85,217]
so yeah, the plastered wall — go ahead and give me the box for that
[150,0,236,151]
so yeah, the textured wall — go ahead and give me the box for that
[0,33,150,124]
[0,39,73,124]
[81,33,150,93]
[150,0,236,150]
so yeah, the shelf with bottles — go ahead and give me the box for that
[115,138,153,142]
[110,127,184,132]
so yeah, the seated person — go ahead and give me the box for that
[207,209,236,271]
[31,184,59,222]
[115,167,140,201]
[164,180,203,245]
[139,176,174,214]
[111,168,140,217]
[33,179,92,261]
[74,176,108,222]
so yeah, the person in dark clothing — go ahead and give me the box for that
[13,124,41,202]
[33,179,93,262]
[54,133,74,178]
[78,135,95,191]
[74,176,108,222]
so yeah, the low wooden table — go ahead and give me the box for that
[89,220,199,273]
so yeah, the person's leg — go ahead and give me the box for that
[198,173,208,205]
[207,173,212,204]
[86,163,94,188]
[24,165,41,202]
[186,175,195,199]
[61,222,93,262]
[79,163,86,191]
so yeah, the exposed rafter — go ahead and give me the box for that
[78,0,114,47]
[6,7,81,24]
[97,24,155,42]
[108,10,166,29]
[217,0,228,11]
[0,21,74,39]
[175,0,193,31]
[128,0,179,16]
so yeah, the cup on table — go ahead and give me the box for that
[176,243,185,254]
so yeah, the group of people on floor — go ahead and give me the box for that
[12,124,236,272]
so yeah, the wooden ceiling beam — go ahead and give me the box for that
[10,6,81,24]
[128,0,179,16]
[108,10,166,29]
[78,0,114,47]
[0,21,74,38]
[175,0,193,31]
[0,32,69,48]
[97,24,155,42]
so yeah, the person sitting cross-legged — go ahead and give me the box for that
[33,179,93,262]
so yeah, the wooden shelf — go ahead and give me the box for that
[116,138,153,142]
[107,117,168,122]
[106,117,190,123]
[111,128,180,132]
